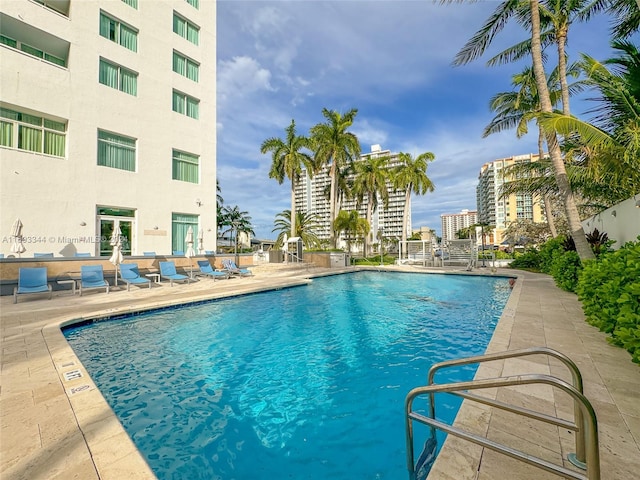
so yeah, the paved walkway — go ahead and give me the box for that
[1,266,638,479]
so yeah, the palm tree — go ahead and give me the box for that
[483,64,584,236]
[392,152,435,253]
[272,209,321,249]
[606,0,640,40]
[333,210,369,254]
[216,180,225,235]
[529,0,593,259]
[310,108,360,248]
[261,120,314,238]
[220,205,255,264]
[351,155,390,255]
[537,40,640,203]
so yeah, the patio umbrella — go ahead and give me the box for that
[10,218,26,257]
[185,226,196,278]
[197,228,204,255]
[109,227,123,286]
[282,233,288,263]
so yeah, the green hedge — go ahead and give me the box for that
[576,240,640,363]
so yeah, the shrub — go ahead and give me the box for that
[538,236,566,274]
[509,249,541,270]
[576,239,640,363]
[550,250,582,292]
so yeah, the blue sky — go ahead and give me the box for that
[216,1,622,239]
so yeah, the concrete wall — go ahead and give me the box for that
[581,196,640,249]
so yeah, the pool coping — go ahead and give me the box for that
[1,266,638,479]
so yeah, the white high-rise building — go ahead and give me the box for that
[294,145,409,248]
[440,209,477,244]
[0,0,216,257]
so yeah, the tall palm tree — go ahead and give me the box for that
[351,155,390,255]
[272,209,321,249]
[310,108,360,248]
[261,120,314,238]
[220,205,255,263]
[333,210,369,254]
[483,64,584,236]
[216,180,224,235]
[392,152,435,251]
[606,0,640,40]
[529,0,594,259]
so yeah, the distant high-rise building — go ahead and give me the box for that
[295,145,408,248]
[440,209,477,244]
[476,153,546,244]
[1,0,217,256]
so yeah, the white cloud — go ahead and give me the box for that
[217,56,275,102]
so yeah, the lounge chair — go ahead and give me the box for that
[13,267,52,303]
[221,259,252,276]
[34,252,54,258]
[119,263,151,291]
[79,265,109,296]
[74,252,91,257]
[159,261,190,286]
[143,251,156,256]
[172,250,184,256]
[196,260,230,280]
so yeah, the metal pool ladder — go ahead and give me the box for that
[404,347,600,480]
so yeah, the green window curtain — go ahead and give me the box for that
[120,69,137,96]
[98,131,136,171]
[121,0,137,9]
[172,91,185,114]
[20,43,44,58]
[0,108,19,121]
[186,0,199,8]
[44,53,65,67]
[172,150,199,183]
[0,34,17,48]
[20,113,42,127]
[44,131,65,157]
[173,15,185,37]
[99,60,118,89]
[120,25,137,52]
[186,97,199,119]
[173,52,186,75]
[18,126,43,153]
[187,60,199,82]
[172,213,198,253]
[99,13,111,39]
[187,23,199,45]
[0,120,13,147]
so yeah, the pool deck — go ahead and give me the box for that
[1,265,638,480]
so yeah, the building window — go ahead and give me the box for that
[172,90,199,119]
[97,130,136,171]
[98,207,135,256]
[172,51,199,82]
[99,58,138,96]
[172,213,198,254]
[172,149,199,183]
[0,107,66,157]
[0,33,66,66]
[99,12,138,52]
[121,0,138,9]
[173,13,199,45]
[185,0,199,8]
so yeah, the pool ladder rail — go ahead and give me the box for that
[405,347,600,480]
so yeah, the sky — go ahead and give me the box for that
[216,0,624,239]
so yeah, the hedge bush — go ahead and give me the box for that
[576,240,640,363]
[550,250,582,292]
[509,250,541,270]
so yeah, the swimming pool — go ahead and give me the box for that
[64,271,511,479]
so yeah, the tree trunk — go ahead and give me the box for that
[529,0,593,260]
[366,199,373,257]
[556,28,571,115]
[401,187,411,257]
[538,127,557,237]
[329,161,336,248]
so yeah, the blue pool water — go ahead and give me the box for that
[64,272,511,479]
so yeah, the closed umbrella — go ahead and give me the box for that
[185,226,196,278]
[282,233,288,263]
[109,227,123,286]
[197,228,204,255]
[10,218,26,257]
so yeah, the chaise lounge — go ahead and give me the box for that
[79,265,110,296]
[119,263,151,291]
[13,267,52,303]
[196,260,230,281]
[221,259,252,277]
[159,261,191,286]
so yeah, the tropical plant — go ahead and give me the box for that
[216,180,225,234]
[333,210,369,254]
[585,227,610,255]
[392,151,435,248]
[272,209,321,249]
[219,205,255,262]
[261,120,314,238]
[310,108,360,248]
[351,154,390,255]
